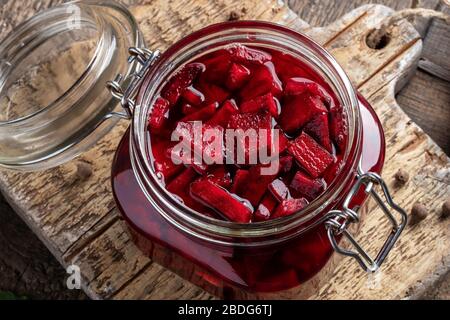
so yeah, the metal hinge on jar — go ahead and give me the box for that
[107,47,160,119]
[325,168,407,272]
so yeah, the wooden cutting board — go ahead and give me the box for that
[0,0,448,300]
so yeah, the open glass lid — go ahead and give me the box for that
[0,0,143,171]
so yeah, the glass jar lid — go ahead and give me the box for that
[0,0,142,170]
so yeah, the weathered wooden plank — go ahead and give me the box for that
[287,0,441,27]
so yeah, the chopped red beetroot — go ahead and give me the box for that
[180,102,218,122]
[167,168,198,204]
[207,99,239,127]
[230,169,249,194]
[272,198,309,219]
[227,111,272,131]
[270,50,317,83]
[226,63,251,90]
[191,162,209,175]
[207,167,232,189]
[172,121,224,168]
[227,44,272,65]
[190,179,253,223]
[290,171,325,200]
[330,107,348,152]
[323,158,344,183]
[240,93,280,117]
[152,139,183,181]
[227,111,272,163]
[279,93,328,134]
[150,44,348,222]
[303,113,332,152]
[199,50,232,83]
[197,80,230,104]
[268,179,292,202]
[271,129,289,158]
[240,62,283,100]
[181,103,197,115]
[166,169,217,216]
[237,160,280,207]
[162,63,205,105]
[284,77,334,107]
[254,193,278,222]
[148,97,170,131]
[288,132,334,178]
[182,86,205,105]
[279,155,294,173]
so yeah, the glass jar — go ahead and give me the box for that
[0,1,407,299]
[0,0,142,170]
[110,22,407,298]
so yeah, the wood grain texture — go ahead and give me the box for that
[0,0,449,300]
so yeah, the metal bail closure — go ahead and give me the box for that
[325,169,407,272]
[107,47,160,119]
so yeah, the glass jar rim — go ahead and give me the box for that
[131,21,362,245]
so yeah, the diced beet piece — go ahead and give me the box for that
[192,162,209,175]
[190,179,253,223]
[272,198,308,219]
[181,103,197,115]
[270,128,289,158]
[172,121,224,168]
[226,63,251,90]
[330,107,348,152]
[148,97,170,130]
[284,77,334,108]
[167,145,209,174]
[271,51,317,83]
[323,158,344,183]
[279,93,328,133]
[237,161,280,207]
[162,63,205,105]
[199,50,232,83]
[231,169,250,194]
[268,179,291,202]
[167,167,198,199]
[182,86,205,105]
[227,44,272,65]
[207,99,239,127]
[207,167,232,189]
[279,92,328,134]
[240,62,283,100]
[279,155,294,173]
[254,193,278,222]
[197,80,230,104]
[180,102,218,122]
[227,111,272,131]
[166,169,215,214]
[288,132,334,178]
[290,171,326,200]
[227,111,272,163]
[304,113,332,152]
[152,139,183,181]
[240,93,280,117]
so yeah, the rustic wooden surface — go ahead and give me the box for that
[0,0,449,300]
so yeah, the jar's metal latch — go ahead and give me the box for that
[325,168,407,272]
[107,47,160,119]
